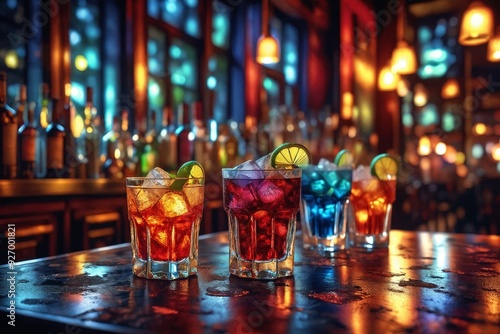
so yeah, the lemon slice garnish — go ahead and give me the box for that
[370,154,399,180]
[270,142,311,169]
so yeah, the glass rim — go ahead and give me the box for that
[304,165,353,171]
[221,167,302,171]
[125,176,205,181]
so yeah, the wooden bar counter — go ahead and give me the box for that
[1,230,499,333]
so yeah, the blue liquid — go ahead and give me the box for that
[301,167,352,239]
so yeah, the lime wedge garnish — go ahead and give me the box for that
[370,154,399,180]
[270,142,311,168]
[170,160,205,190]
[333,149,354,167]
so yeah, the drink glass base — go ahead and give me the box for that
[132,257,197,280]
[350,233,389,249]
[229,254,294,279]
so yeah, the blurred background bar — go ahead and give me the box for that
[0,0,499,262]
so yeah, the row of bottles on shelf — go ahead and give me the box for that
[0,71,246,180]
[1,71,341,180]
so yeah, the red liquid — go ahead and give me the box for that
[223,177,301,261]
[127,187,203,262]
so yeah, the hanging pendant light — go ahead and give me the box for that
[459,1,494,46]
[390,0,417,75]
[391,40,417,75]
[256,0,280,64]
[378,63,400,91]
[487,27,500,62]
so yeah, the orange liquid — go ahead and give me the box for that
[350,179,396,235]
[127,186,203,261]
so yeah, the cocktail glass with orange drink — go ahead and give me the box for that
[349,154,399,248]
[126,161,205,279]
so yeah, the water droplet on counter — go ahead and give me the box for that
[206,286,250,297]
[398,279,438,288]
[308,286,370,305]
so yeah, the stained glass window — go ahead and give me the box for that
[169,38,198,107]
[207,54,228,122]
[212,1,230,49]
[417,16,460,79]
[70,0,102,122]
[0,0,29,104]
[260,13,301,109]
[70,0,122,132]
[148,0,200,38]
[148,26,168,121]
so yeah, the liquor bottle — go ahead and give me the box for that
[83,87,101,179]
[0,72,18,179]
[132,117,147,176]
[17,102,36,178]
[103,115,124,179]
[62,84,77,178]
[226,121,241,167]
[35,83,49,178]
[157,105,177,173]
[191,102,208,165]
[46,98,66,178]
[119,109,135,177]
[142,109,158,172]
[256,101,271,157]
[16,84,27,130]
[175,103,194,166]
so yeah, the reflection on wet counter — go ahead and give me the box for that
[0,230,499,333]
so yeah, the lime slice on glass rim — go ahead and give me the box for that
[170,160,205,190]
[370,153,399,180]
[333,149,354,167]
[270,142,312,169]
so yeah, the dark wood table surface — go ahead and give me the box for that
[1,230,499,333]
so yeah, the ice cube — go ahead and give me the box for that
[135,188,166,212]
[158,191,190,218]
[255,154,272,169]
[352,165,372,181]
[318,158,337,170]
[144,167,171,187]
[257,180,285,205]
[233,159,265,181]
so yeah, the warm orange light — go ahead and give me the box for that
[456,164,468,177]
[256,0,279,65]
[414,83,428,107]
[378,64,399,91]
[256,35,280,64]
[418,136,431,156]
[435,142,447,155]
[397,79,410,97]
[391,40,417,75]
[456,152,466,165]
[492,142,500,161]
[444,145,457,163]
[441,78,460,99]
[341,92,353,120]
[474,122,487,135]
[459,1,494,46]
[487,30,500,62]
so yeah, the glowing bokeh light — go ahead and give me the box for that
[75,55,88,71]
